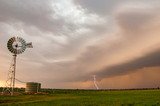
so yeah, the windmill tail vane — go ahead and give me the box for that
[26,42,33,48]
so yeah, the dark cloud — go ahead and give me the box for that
[96,49,160,78]
[56,6,160,82]
[38,6,160,84]
[99,67,160,89]
[0,0,63,33]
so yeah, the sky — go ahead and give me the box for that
[0,0,160,89]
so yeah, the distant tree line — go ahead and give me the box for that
[0,87,159,94]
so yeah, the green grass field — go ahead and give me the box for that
[0,89,160,106]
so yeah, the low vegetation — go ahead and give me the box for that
[0,89,160,106]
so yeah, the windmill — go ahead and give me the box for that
[3,36,33,95]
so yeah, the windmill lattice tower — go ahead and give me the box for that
[3,36,33,95]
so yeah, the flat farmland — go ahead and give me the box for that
[0,89,160,106]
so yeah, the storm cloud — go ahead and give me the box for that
[96,49,160,78]
[0,0,160,89]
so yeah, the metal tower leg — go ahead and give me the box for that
[3,54,17,95]
[12,54,17,95]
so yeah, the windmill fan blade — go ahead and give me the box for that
[26,42,33,48]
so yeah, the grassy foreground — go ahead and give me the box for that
[0,89,160,106]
